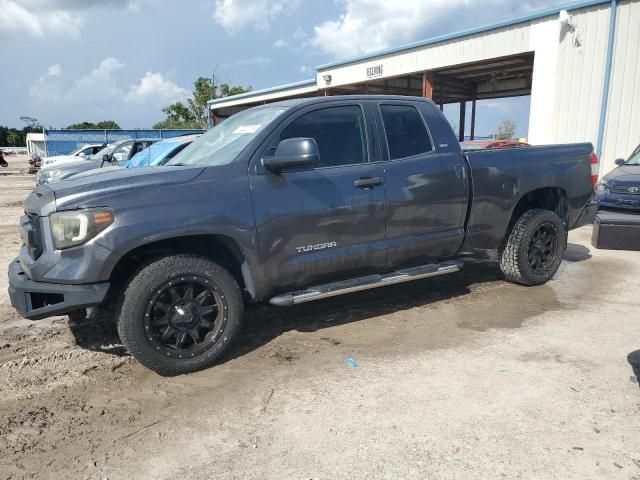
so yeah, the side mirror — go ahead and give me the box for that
[101,154,111,167]
[262,138,319,173]
[615,158,626,166]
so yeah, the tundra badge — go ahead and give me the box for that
[296,241,337,254]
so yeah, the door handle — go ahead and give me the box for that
[353,176,383,189]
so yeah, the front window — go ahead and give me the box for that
[280,105,368,167]
[626,146,640,166]
[165,106,287,167]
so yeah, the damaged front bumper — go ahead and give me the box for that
[8,258,110,320]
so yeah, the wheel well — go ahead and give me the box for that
[509,187,568,228]
[110,235,247,297]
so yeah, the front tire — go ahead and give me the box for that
[117,254,243,375]
[499,208,566,286]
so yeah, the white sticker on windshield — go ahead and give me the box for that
[233,125,262,134]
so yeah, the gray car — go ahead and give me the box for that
[36,138,158,185]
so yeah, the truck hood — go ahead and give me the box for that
[49,166,206,211]
[40,157,90,171]
[602,165,640,184]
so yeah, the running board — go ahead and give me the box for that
[269,260,463,307]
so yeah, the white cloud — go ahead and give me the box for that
[30,57,188,109]
[0,0,140,39]
[233,56,272,67]
[0,0,83,38]
[273,38,288,48]
[212,0,299,33]
[480,100,515,114]
[125,72,189,104]
[47,64,62,76]
[310,0,507,59]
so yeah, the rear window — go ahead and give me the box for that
[380,105,432,160]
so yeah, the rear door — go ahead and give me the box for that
[249,101,387,292]
[376,100,468,267]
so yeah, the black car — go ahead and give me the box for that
[595,144,640,213]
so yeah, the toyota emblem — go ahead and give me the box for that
[628,187,640,193]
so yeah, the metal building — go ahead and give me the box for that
[208,0,639,174]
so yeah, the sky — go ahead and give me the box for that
[0,0,570,137]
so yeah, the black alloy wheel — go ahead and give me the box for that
[527,223,559,275]
[144,276,228,358]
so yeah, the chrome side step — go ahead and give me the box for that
[269,260,463,307]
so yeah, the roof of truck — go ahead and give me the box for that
[258,95,432,109]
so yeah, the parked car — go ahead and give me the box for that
[36,138,158,185]
[595,143,640,213]
[40,143,106,168]
[9,96,597,375]
[124,134,201,169]
[461,139,530,150]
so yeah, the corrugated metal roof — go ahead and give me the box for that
[316,0,612,70]
[207,79,316,106]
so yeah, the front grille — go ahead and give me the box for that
[20,214,43,260]
[612,185,640,195]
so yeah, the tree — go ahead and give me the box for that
[154,76,251,129]
[7,131,20,146]
[0,126,26,147]
[20,116,41,132]
[496,120,517,140]
[66,120,121,130]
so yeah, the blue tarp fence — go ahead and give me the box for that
[44,129,204,156]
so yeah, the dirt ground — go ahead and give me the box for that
[0,155,638,480]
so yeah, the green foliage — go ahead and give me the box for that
[20,116,41,132]
[496,120,517,140]
[0,126,26,147]
[66,120,121,130]
[154,76,251,129]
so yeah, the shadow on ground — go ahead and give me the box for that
[627,350,640,390]
[68,258,502,361]
[66,245,590,365]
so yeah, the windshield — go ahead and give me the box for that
[87,143,118,161]
[626,146,640,165]
[127,141,181,168]
[165,107,287,167]
[69,145,88,156]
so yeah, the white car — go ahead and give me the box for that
[40,144,106,168]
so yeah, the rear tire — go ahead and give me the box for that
[117,254,243,376]
[499,208,566,286]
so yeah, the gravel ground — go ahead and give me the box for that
[0,155,638,480]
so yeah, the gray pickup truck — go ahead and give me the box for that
[8,96,597,375]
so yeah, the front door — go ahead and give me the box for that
[250,102,387,293]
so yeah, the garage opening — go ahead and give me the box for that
[326,52,534,142]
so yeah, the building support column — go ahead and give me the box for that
[439,78,444,111]
[422,71,433,99]
[458,101,466,142]
[212,111,220,126]
[470,88,477,141]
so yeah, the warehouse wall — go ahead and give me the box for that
[601,0,640,171]
[315,25,530,88]
[44,129,204,156]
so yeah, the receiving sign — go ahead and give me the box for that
[366,65,384,78]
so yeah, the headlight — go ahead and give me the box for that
[50,208,114,249]
[595,181,609,192]
[38,170,61,183]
